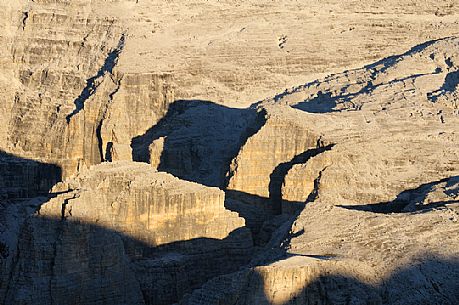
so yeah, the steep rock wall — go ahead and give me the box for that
[226,107,327,214]
[3,162,253,305]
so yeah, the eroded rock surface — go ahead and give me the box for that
[0,0,174,178]
[181,37,459,305]
[1,1,459,304]
[2,162,252,305]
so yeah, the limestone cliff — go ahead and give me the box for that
[0,0,174,178]
[2,162,252,305]
[0,1,459,304]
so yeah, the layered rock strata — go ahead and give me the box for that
[0,152,61,199]
[226,109,328,214]
[0,1,459,304]
[2,162,253,305]
[181,37,459,305]
[0,1,174,178]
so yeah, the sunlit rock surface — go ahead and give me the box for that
[181,37,459,305]
[0,0,459,304]
[2,162,252,305]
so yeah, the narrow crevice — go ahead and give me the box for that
[105,142,114,162]
[304,166,328,204]
[95,121,105,163]
[61,193,78,220]
[96,75,123,162]
[66,34,125,123]
[21,12,29,31]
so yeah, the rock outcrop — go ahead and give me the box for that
[226,109,323,213]
[132,100,262,188]
[182,254,459,305]
[2,162,252,305]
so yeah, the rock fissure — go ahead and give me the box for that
[304,165,328,204]
[66,34,126,123]
[21,11,29,31]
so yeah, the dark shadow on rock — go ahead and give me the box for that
[281,37,449,113]
[183,254,459,304]
[224,190,302,247]
[428,70,459,102]
[66,34,125,123]
[0,150,62,199]
[292,91,342,113]
[337,176,459,214]
[131,100,265,188]
[0,152,64,304]
[292,72,436,113]
[2,215,254,305]
[244,255,459,305]
[269,144,334,214]
[226,143,334,247]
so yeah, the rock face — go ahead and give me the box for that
[1,1,459,305]
[183,255,459,305]
[2,0,459,177]
[2,162,253,305]
[0,0,174,178]
[181,37,459,305]
[0,152,61,199]
[226,108,331,214]
[121,0,459,104]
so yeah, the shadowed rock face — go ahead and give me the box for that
[0,151,61,199]
[181,256,459,305]
[2,162,253,305]
[131,100,263,188]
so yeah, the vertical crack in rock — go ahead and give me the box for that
[61,195,75,220]
[66,34,125,123]
[304,165,328,204]
[21,12,29,31]
[97,74,123,162]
